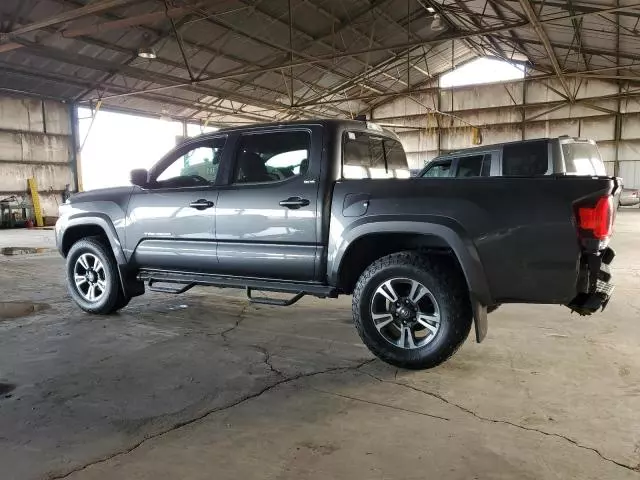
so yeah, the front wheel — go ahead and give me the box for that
[66,237,128,314]
[352,252,473,369]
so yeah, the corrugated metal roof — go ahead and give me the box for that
[0,0,636,124]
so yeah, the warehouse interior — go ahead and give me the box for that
[1,1,640,479]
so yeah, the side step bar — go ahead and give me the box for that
[246,288,305,306]
[138,269,337,306]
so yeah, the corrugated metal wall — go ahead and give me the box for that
[0,95,76,218]
[372,77,640,188]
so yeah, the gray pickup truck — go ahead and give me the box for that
[56,120,618,369]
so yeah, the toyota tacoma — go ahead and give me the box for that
[56,120,618,369]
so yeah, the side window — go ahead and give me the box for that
[152,137,226,188]
[343,131,409,179]
[422,160,452,177]
[455,155,485,177]
[503,140,549,176]
[233,131,310,184]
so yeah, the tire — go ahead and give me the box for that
[352,252,472,370]
[66,236,128,315]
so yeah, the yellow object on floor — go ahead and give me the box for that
[27,177,43,228]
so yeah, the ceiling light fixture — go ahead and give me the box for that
[430,14,445,32]
[138,33,157,59]
[137,46,157,59]
[427,6,435,12]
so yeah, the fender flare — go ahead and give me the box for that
[59,214,144,298]
[328,217,492,342]
[61,213,127,265]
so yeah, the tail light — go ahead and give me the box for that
[577,195,613,240]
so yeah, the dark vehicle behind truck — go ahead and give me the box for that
[56,120,619,369]
[420,136,607,178]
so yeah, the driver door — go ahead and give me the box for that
[125,135,227,273]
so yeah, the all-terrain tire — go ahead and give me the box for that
[66,236,128,315]
[352,252,473,369]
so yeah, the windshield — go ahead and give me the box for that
[561,141,606,176]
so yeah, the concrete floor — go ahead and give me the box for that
[1,210,639,480]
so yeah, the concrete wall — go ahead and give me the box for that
[0,95,76,218]
[372,76,640,188]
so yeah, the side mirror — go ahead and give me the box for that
[130,169,148,187]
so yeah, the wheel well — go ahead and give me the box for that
[61,225,109,256]
[337,233,464,294]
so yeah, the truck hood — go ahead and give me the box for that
[68,186,135,205]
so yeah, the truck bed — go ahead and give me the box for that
[329,175,618,306]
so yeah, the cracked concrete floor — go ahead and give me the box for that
[1,209,639,480]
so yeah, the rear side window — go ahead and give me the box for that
[502,140,549,176]
[343,131,409,179]
[562,142,606,176]
[422,160,452,177]
[456,154,491,177]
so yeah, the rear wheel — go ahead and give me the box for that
[66,237,129,314]
[352,252,472,369]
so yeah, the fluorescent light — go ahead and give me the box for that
[427,6,435,12]
[137,47,156,59]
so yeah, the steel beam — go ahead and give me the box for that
[234,0,396,92]
[0,0,140,40]
[492,35,640,63]
[565,0,590,70]
[48,0,341,100]
[518,0,573,101]
[534,1,640,20]
[76,21,528,103]
[0,60,280,123]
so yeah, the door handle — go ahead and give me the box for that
[189,199,214,210]
[279,197,310,209]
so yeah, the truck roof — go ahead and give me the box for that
[189,118,401,142]
[434,135,594,159]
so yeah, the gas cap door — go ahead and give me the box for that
[342,193,370,217]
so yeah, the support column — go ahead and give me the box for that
[614,0,621,178]
[69,103,82,192]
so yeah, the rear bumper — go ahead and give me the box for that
[566,247,615,315]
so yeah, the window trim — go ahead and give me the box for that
[145,135,228,191]
[228,128,313,187]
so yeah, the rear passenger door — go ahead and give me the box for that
[214,127,322,281]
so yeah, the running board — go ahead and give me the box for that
[138,269,337,302]
[147,279,195,294]
[246,287,305,306]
